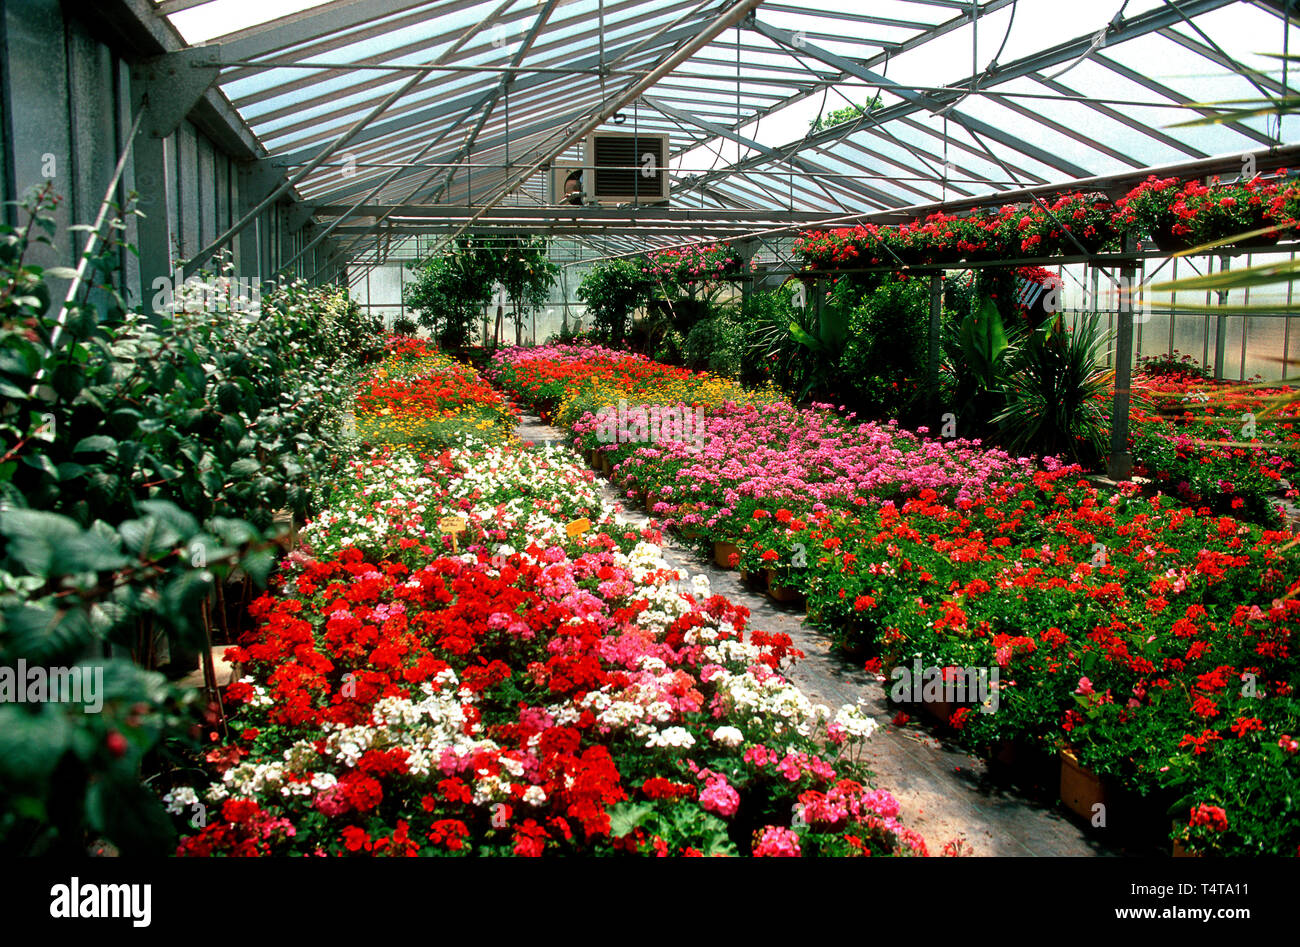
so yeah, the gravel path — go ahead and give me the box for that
[518,413,1113,857]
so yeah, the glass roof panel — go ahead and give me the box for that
[148,0,1300,256]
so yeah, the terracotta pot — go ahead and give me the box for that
[921,698,955,727]
[1059,748,1109,821]
[764,568,803,603]
[713,541,740,569]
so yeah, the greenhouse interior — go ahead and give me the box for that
[2,0,1300,894]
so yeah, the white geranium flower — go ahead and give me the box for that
[713,726,744,747]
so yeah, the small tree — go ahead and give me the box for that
[403,238,494,348]
[496,236,558,346]
[575,258,652,346]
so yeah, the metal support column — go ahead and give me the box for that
[1213,254,1230,380]
[1107,236,1138,481]
[928,272,942,419]
[132,132,172,312]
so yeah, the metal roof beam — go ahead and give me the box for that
[684,0,1014,156]
[980,91,1147,169]
[269,18,713,165]
[1158,25,1294,96]
[1090,50,1277,147]
[749,18,1093,178]
[226,0,689,114]
[678,0,1236,201]
[1027,72,1211,161]
[436,0,767,250]
[181,0,519,276]
[314,205,839,221]
[422,0,562,204]
[200,0,441,64]
[757,4,933,30]
[297,101,602,202]
[644,94,899,208]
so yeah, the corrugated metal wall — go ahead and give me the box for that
[0,0,330,309]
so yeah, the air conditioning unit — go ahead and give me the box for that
[584,132,670,205]
[546,160,585,206]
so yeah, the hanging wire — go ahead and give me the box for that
[934,0,1018,117]
[1042,0,1129,82]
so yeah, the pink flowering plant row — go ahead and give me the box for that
[585,399,1039,548]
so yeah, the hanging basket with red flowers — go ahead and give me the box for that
[643,243,743,284]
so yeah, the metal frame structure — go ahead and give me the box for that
[46,0,1275,483]
[79,0,1289,277]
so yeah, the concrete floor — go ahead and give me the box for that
[518,414,1113,857]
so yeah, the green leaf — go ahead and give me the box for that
[73,435,117,455]
[607,801,655,838]
[0,705,71,785]
[162,569,212,618]
[788,321,823,352]
[0,509,82,574]
[119,516,181,558]
[85,772,176,856]
[20,453,60,481]
[959,298,1010,386]
[0,603,95,664]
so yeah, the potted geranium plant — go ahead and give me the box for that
[1015,191,1118,256]
[1112,175,1189,251]
[1181,173,1286,248]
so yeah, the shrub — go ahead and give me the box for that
[0,186,382,855]
[575,259,652,346]
[840,276,930,422]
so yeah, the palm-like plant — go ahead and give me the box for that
[995,311,1116,464]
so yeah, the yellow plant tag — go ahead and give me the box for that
[439,515,467,534]
[565,518,591,538]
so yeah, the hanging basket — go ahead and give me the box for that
[1145,223,1196,254]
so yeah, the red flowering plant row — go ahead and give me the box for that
[355,336,518,449]
[774,470,1300,855]
[166,538,926,857]
[486,342,699,415]
[1114,172,1294,250]
[162,351,930,856]
[494,345,1300,854]
[794,172,1300,271]
[1126,358,1300,529]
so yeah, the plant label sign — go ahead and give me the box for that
[439,515,468,551]
[565,518,591,538]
